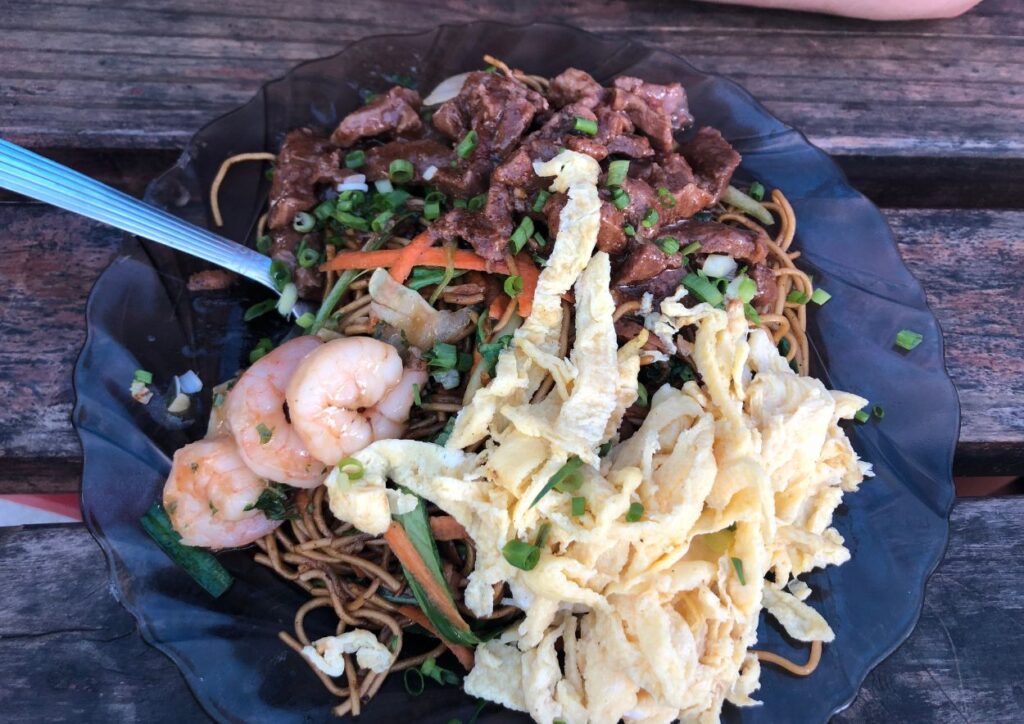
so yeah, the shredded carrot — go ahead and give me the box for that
[389,230,434,284]
[516,253,539,317]
[383,522,472,634]
[488,295,508,321]
[397,604,475,671]
[321,248,508,275]
[429,515,469,541]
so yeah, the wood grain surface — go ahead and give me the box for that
[1,497,1020,722]
[1,0,1022,162]
[1,202,1019,493]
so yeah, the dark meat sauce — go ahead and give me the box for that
[266,66,770,305]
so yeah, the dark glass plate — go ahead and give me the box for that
[74,21,958,724]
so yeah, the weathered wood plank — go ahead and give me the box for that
[1,497,1020,721]
[0,204,1020,492]
[1,0,1022,160]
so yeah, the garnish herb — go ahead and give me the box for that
[388,158,415,183]
[683,272,724,306]
[256,234,272,254]
[571,496,586,517]
[606,160,629,187]
[873,404,885,419]
[748,181,766,201]
[642,208,659,228]
[140,503,233,597]
[292,211,315,233]
[611,187,630,210]
[572,116,598,136]
[532,190,550,213]
[656,237,679,254]
[625,502,644,522]
[412,382,422,407]
[811,288,832,305]
[534,522,552,548]
[787,290,809,305]
[133,369,153,384]
[337,457,364,480]
[657,186,676,207]
[504,275,524,297]
[636,382,649,407]
[243,482,298,520]
[456,130,479,159]
[895,329,923,351]
[510,216,535,253]
[295,312,315,329]
[269,260,291,291]
[731,556,747,585]
[502,539,540,571]
[256,423,273,445]
[244,298,277,322]
[248,337,274,364]
[345,150,365,169]
[681,241,702,255]
[854,409,870,423]
[531,456,584,507]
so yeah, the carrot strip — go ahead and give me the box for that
[397,605,475,671]
[389,230,434,284]
[429,515,469,542]
[321,248,508,275]
[516,254,540,318]
[383,522,471,633]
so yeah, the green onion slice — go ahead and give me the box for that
[133,369,153,384]
[256,234,272,254]
[388,158,415,183]
[532,190,550,213]
[295,312,315,329]
[636,382,649,407]
[683,272,724,306]
[509,216,535,254]
[787,290,809,305]
[531,456,584,507]
[573,116,598,136]
[641,208,659,228]
[140,503,233,597]
[811,288,832,305]
[625,502,644,522]
[731,556,747,585]
[895,329,923,351]
[337,456,364,480]
[606,160,629,187]
[456,130,479,159]
[292,211,315,233]
[656,237,679,255]
[345,150,366,169]
[681,241,702,255]
[748,181,766,201]
[244,298,277,322]
[412,383,422,407]
[854,409,870,423]
[502,539,540,571]
[611,187,630,211]
[872,404,885,419]
[503,275,524,297]
[571,496,586,517]
[269,260,291,291]
[657,186,676,207]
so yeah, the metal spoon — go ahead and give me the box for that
[0,138,311,317]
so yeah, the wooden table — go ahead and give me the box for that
[1,1,1022,721]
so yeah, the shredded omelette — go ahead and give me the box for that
[325,151,872,723]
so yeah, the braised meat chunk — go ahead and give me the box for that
[331,86,423,147]
[268,128,351,230]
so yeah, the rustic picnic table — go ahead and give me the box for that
[1,0,1022,721]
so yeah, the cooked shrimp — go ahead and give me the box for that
[225,335,327,488]
[286,336,427,465]
[163,436,281,548]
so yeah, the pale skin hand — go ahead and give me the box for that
[696,0,983,21]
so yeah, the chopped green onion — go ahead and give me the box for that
[256,423,273,445]
[381,189,411,210]
[854,409,870,423]
[748,181,766,201]
[722,185,773,225]
[452,198,468,209]
[731,557,746,585]
[510,216,535,254]
[611,187,630,210]
[503,275,524,297]
[295,312,315,329]
[787,290,809,305]
[345,150,366,169]
[140,503,233,597]
[744,303,762,324]
[571,496,586,517]
[623,224,636,237]
[407,266,466,291]
[573,116,598,135]
[133,369,153,384]
[532,190,550,213]
[683,273,724,306]
[636,382,648,407]
[434,417,456,446]
[467,194,487,211]
[256,234,272,254]
[337,457,364,480]
[388,158,415,183]
[895,329,923,351]
[243,482,297,520]
[656,237,679,255]
[425,342,463,371]
[248,337,273,364]
[532,231,547,247]
[412,382,422,407]
[276,282,298,316]
[371,210,394,233]
[531,456,584,507]
[606,160,629,187]
[873,404,885,419]
[657,186,676,207]
[403,668,425,696]
[625,502,644,523]
[641,208,659,228]
[534,522,552,548]
[313,200,337,221]
[213,392,225,407]
[297,245,320,268]
[811,288,832,305]
[269,260,291,291]
[681,241,702,255]
[737,276,757,304]
[456,130,479,159]
[553,469,583,494]
[502,539,540,571]
[334,210,369,231]
[292,211,315,233]
[425,190,446,205]
[243,297,276,322]
[598,442,612,457]
[424,200,442,220]
[309,222,393,334]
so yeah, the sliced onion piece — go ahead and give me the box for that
[422,71,472,106]
[374,178,394,194]
[702,254,738,280]
[337,175,369,193]
[422,165,438,182]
